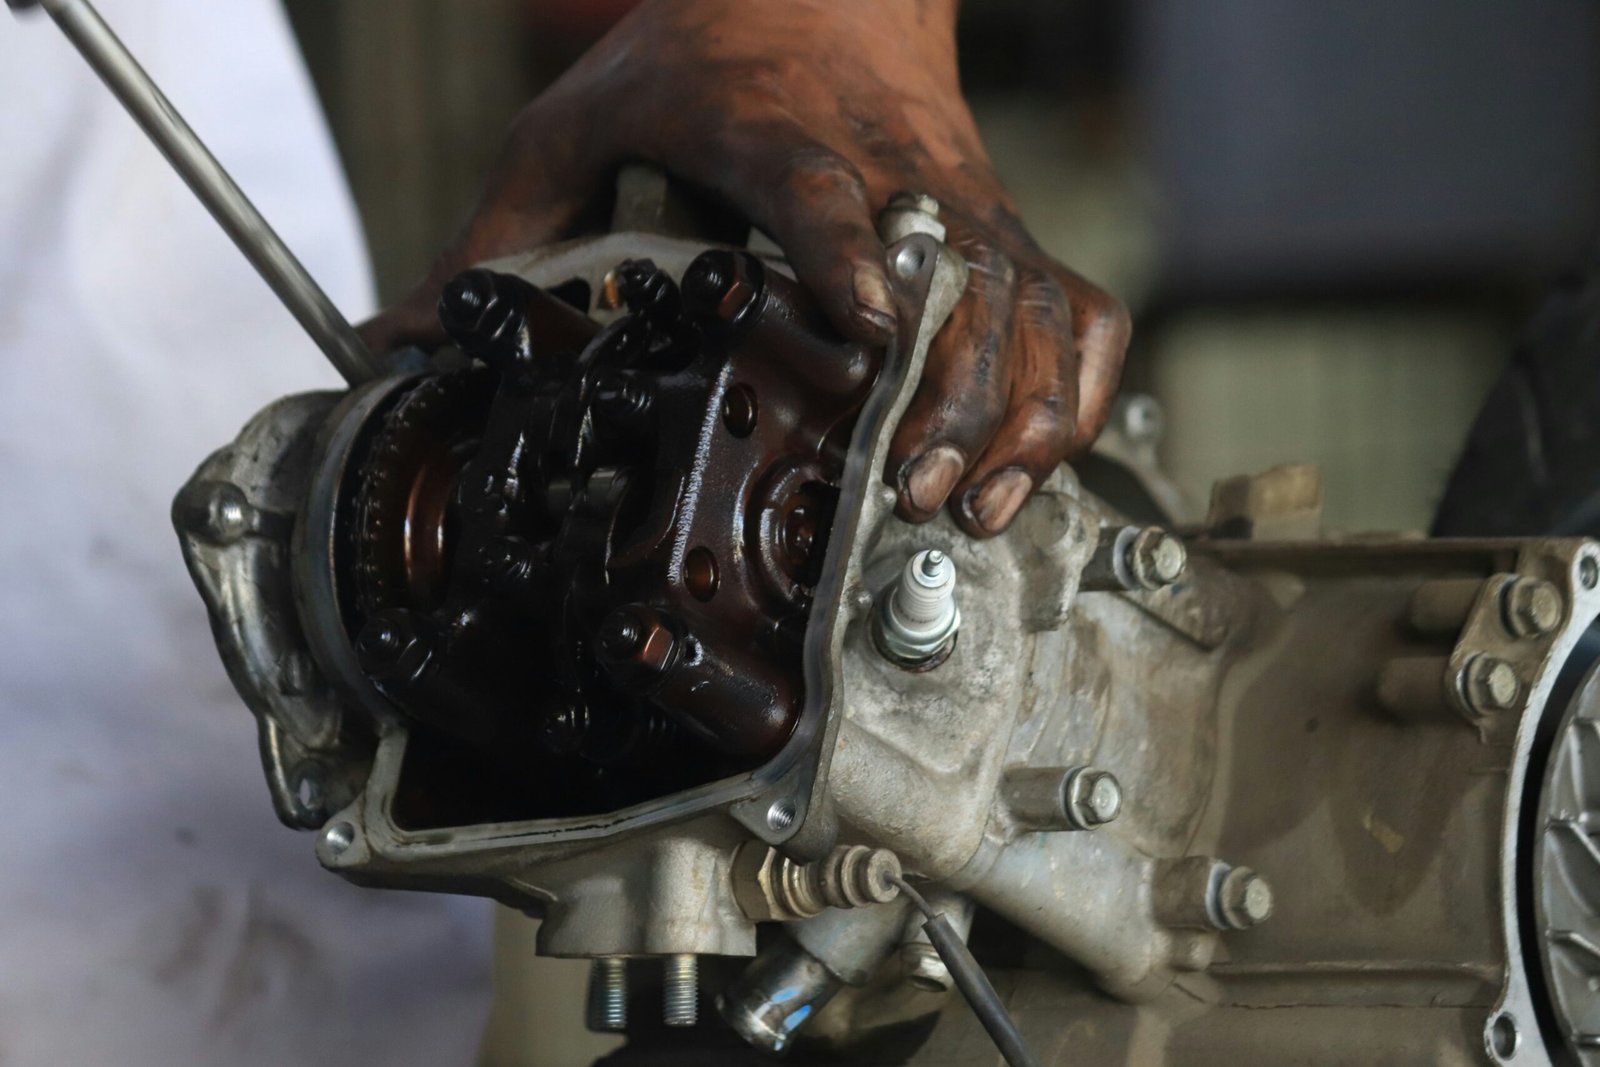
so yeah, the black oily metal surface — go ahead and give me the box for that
[335,255,881,827]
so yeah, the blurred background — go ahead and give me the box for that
[285,0,1599,538]
[272,1,1598,1062]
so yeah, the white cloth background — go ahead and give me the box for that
[0,2,491,1063]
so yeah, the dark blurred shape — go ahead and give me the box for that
[1134,0,1600,300]
[525,0,643,39]
[1433,240,1600,536]
[958,0,1126,98]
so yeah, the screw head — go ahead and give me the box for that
[1504,577,1562,637]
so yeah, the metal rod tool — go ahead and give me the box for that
[9,0,382,384]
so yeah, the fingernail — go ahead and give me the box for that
[904,446,965,514]
[967,469,1033,534]
[852,266,896,340]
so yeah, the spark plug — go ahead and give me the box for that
[874,549,961,668]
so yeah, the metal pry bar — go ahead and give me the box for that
[8,0,382,384]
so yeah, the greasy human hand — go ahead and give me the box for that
[360,0,1130,537]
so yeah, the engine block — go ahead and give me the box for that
[176,203,1600,1065]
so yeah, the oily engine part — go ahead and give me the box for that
[177,200,1600,1065]
[316,246,879,826]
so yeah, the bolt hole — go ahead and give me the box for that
[722,384,758,437]
[290,766,323,822]
[766,800,796,832]
[1489,1012,1518,1058]
[323,821,355,856]
[684,547,720,601]
[894,245,926,278]
[1580,556,1598,591]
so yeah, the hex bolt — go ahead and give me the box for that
[874,549,961,667]
[1001,766,1123,831]
[1068,768,1124,829]
[438,269,533,369]
[597,611,644,658]
[587,957,628,1033]
[681,249,760,324]
[1463,655,1521,715]
[1503,577,1562,638]
[1156,857,1274,931]
[480,536,543,603]
[1081,525,1187,592]
[1127,528,1187,589]
[663,954,699,1027]
[592,371,654,426]
[1215,867,1274,929]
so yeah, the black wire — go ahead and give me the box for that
[891,875,1043,1067]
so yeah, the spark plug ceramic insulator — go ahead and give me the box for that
[874,549,961,667]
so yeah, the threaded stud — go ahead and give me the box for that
[586,957,628,1032]
[663,954,698,1027]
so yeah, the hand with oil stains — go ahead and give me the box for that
[360,0,1129,537]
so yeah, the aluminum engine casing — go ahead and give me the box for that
[176,222,1600,1065]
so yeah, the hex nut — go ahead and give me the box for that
[729,840,794,922]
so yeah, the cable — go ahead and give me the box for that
[892,875,1042,1067]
